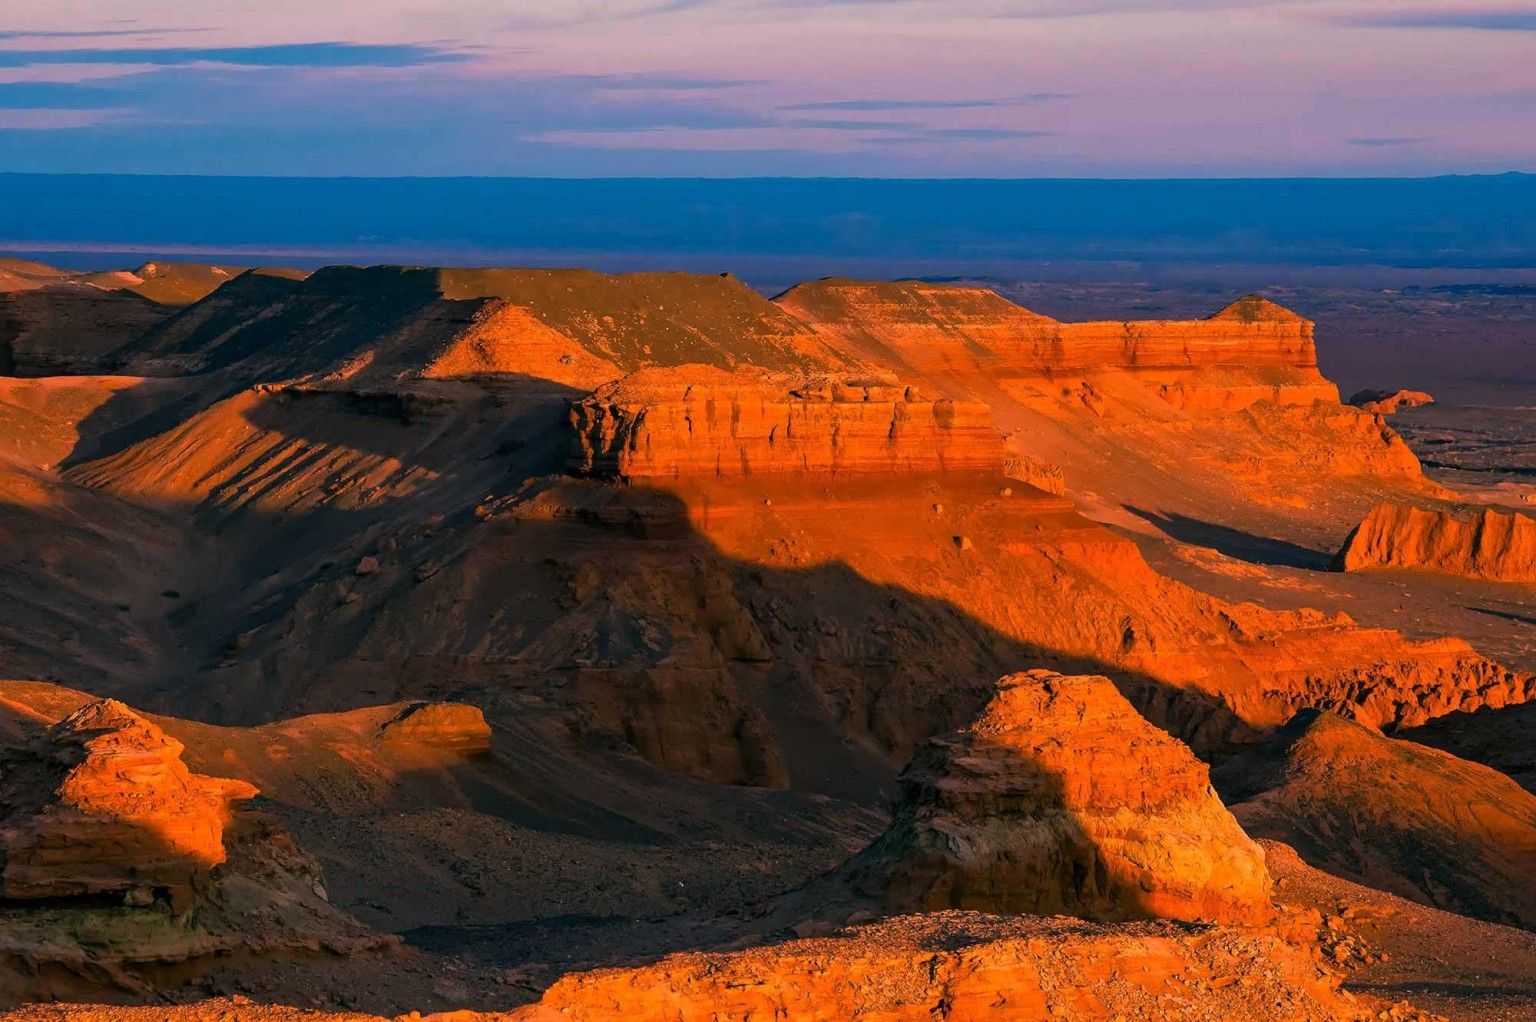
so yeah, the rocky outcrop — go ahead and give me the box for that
[845,671,1273,926]
[1334,502,1536,582]
[0,697,389,1002]
[0,699,257,900]
[509,913,1375,1022]
[569,366,1004,482]
[1348,389,1435,415]
[1215,709,1536,930]
[379,702,492,753]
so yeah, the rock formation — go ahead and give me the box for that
[776,282,1323,379]
[0,697,389,1001]
[0,699,257,900]
[1348,389,1435,415]
[1334,501,1536,582]
[845,671,1273,926]
[569,366,1003,481]
[379,702,492,752]
[507,913,1373,1022]
[1214,709,1536,930]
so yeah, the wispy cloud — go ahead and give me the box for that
[1348,136,1428,147]
[784,94,1070,111]
[0,41,468,68]
[0,28,197,40]
[0,81,119,109]
[786,118,917,130]
[1345,10,1536,31]
[928,127,1054,139]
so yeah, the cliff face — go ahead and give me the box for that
[569,366,1003,482]
[846,671,1273,926]
[777,281,1321,379]
[1335,502,1536,582]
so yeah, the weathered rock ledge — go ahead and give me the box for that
[569,366,1003,481]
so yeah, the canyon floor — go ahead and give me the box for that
[0,259,1532,1022]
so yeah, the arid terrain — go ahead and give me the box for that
[1,256,1533,1022]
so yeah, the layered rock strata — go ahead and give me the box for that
[777,281,1324,381]
[845,671,1273,925]
[0,699,257,900]
[569,366,1003,481]
[1334,502,1536,582]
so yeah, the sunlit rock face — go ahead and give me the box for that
[845,670,1274,926]
[0,699,257,901]
[1335,501,1536,582]
[569,366,1004,482]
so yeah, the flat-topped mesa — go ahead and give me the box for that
[569,365,1005,482]
[0,699,258,900]
[119,265,843,385]
[845,671,1274,926]
[1335,502,1536,582]
[776,279,1323,380]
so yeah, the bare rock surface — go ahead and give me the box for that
[843,671,1273,926]
[1335,502,1536,582]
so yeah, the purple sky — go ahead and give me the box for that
[2,0,1534,176]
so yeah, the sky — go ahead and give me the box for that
[1,0,1534,177]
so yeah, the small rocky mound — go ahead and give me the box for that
[1208,294,1308,323]
[1334,501,1536,582]
[1214,709,1536,930]
[0,699,257,900]
[1348,389,1435,415]
[844,671,1273,925]
[379,702,492,753]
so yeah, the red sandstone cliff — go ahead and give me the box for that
[1334,502,1536,582]
[568,366,1002,481]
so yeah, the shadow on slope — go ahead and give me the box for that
[1125,504,1334,570]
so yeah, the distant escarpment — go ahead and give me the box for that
[1335,502,1536,582]
[569,366,1003,482]
[778,280,1327,391]
[1215,709,1536,930]
[842,671,1273,926]
[0,261,253,376]
[117,266,843,384]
